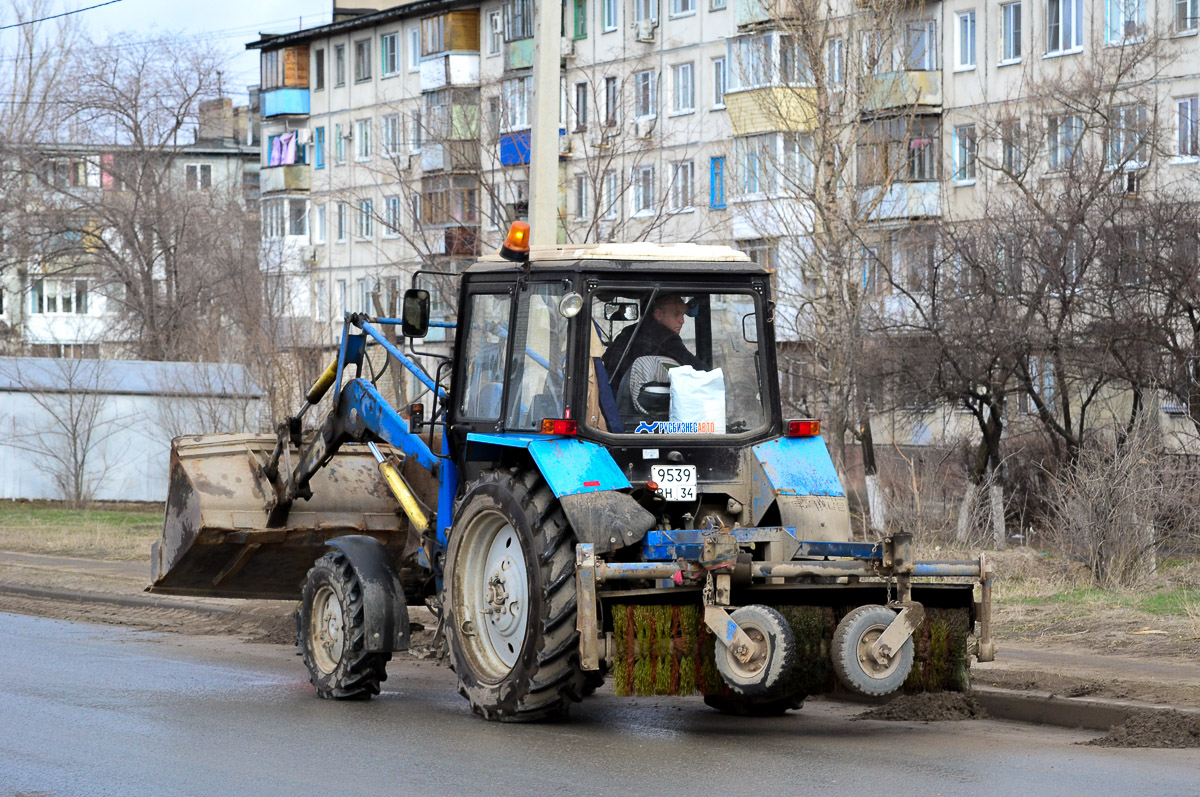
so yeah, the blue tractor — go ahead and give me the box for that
[152,224,994,720]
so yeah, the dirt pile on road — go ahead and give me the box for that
[1083,710,1200,748]
[854,692,989,722]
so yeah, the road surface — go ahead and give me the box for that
[1,612,1196,796]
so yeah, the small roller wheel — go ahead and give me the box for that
[832,605,914,697]
[714,604,796,697]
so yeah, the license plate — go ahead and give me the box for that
[650,465,697,502]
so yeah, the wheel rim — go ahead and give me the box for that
[310,584,345,674]
[724,625,769,682]
[455,508,530,682]
[855,623,901,680]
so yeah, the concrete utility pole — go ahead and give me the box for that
[529,0,563,246]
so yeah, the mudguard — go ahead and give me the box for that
[464,433,651,553]
[325,535,411,653]
[752,436,851,543]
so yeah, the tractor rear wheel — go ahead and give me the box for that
[445,469,587,721]
[299,551,391,700]
[831,605,914,697]
[703,690,805,717]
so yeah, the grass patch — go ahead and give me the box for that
[1139,588,1200,616]
[0,501,162,561]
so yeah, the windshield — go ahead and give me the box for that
[586,288,767,435]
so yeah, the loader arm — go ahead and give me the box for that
[266,321,458,547]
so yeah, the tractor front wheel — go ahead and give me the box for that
[299,551,391,700]
[445,469,587,721]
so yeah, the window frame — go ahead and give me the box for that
[712,57,726,108]
[1178,95,1200,158]
[357,199,374,239]
[632,164,655,215]
[355,118,372,161]
[1046,0,1084,55]
[314,48,326,90]
[670,160,694,210]
[710,155,726,208]
[634,69,657,119]
[602,0,618,31]
[354,38,372,82]
[334,44,346,86]
[672,62,695,114]
[1001,2,1023,63]
[381,31,400,76]
[955,10,977,70]
[952,123,978,183]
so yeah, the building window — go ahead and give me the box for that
[604,76,619,125]
[336,202,347,241]
[602,0,618,31]
[861,30,889,75]
[574,173,590,218]
[505,0,534,40]
[904,21,937,70]
[634,70,656,118]
[335,124,347,164]
[381,114,400,156]
[1022,356,1055,413]
[314,127,326,169]
[1178,96,1199,157]
[634,0,657,24]
[410,110,423,150]
[574,0,588,37]
[730,33,770,88]
[670,161,693,209]
[185,163,212,191]
[313,204,326,244]
[603,171,619,219]
[953,124,977,182]
[1176,0,1198,32]
[737,134,774,195]
[334,44,346,86]
[30,278,88,315]
[710,156,726,208]
[671,63,694,114]
[411,194,422,229]
[632,165,655,214]
[488,10,503,54]
[337,280,347,314]
[856,117,939,185]
[315,280,328,322]
[1002,120,1023,173]
[956,11,976,69]
[314,48,325,90]
[784,134,815,190]
[421,15,445,55]
[1106,0,1145,44]
[288,198,307,237]
[671,0,694,15]
[1046,0,1083,54]
[1107,104,1147,167]
[381,32,400,76]
[1001,2,1022,62]
[385,196,403,236]
[574,82,588,130]
[409,27,421,70]
[711,0,726,8]
[355,119,372,160]
[354,39,372,81]
[712,57,726,107]
[1048,114,1083,169]
[358,200,374,238]
[502,75,532,129]
[826,38,844,86]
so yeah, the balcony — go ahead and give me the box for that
[261,88,310,118]
[506,39,534,71]
[420,141,481,173]
[500,130,531,165]
[860,182,942,221]
[862,71,941,113]
[726,87,818,136]
[260,165,309,194]
[420,54,480,91]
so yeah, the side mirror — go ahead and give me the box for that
[742,312,758,343]
[402,289,430,338]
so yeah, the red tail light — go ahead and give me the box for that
[540,418,578,435]
[786,419,821,437]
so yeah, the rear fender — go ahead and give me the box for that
[463,433,651,553]
[325,535,410,653]
[752,436,850,543]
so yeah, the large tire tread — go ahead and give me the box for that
[446,469,587,721]
[300,551,391,701]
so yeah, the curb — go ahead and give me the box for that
[972,685,1200,731]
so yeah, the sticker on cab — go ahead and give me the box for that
[634,421,718,434]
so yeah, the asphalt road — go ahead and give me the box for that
[1,612,1197,797]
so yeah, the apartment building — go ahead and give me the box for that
[248,0,1200,448]
[0,103,259,359]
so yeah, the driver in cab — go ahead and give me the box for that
[602,294,704,391]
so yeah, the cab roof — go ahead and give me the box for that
[466,242,767,275]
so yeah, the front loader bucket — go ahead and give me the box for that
[150,433,409,600]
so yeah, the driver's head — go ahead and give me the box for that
[652,295,687,335]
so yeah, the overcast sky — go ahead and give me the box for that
[83,0,335,102]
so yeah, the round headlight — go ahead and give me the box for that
[558,291,584,318]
